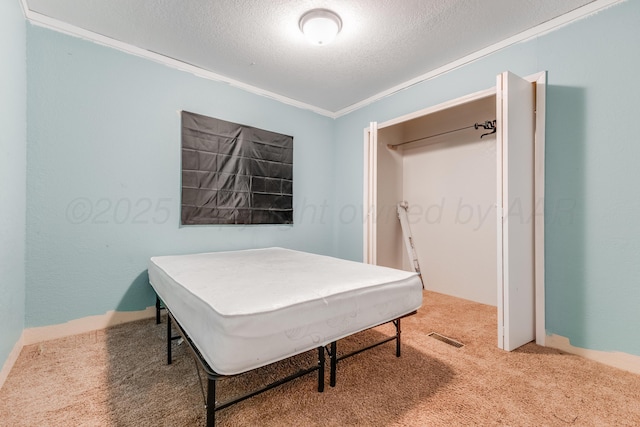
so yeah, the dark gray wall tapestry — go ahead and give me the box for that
[181,111,293,225]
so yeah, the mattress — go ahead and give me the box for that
[148,247,422,375]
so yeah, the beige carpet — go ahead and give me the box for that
[1,290,639,426]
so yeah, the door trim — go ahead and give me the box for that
[533,72,547,346]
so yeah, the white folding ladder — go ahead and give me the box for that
[397,201,424,286]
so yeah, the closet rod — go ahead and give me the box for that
[387,119,496,149]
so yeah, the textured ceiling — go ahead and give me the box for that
[24,0,598,115]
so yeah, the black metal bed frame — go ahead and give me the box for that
[156,295,414,427]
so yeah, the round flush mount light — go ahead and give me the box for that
[299,9,342,46]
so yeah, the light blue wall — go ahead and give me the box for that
[19,0,640,360]
[334,1,640,356]
[539,0,640,356]
[26,27,335,327]
[0,0,27,368]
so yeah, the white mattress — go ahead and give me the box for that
[148,247,422,375]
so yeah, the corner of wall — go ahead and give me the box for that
[1,307,155,389]
[0,332,25,390]
[0,0,27,386]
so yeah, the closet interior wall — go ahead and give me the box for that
[376,94,498,306]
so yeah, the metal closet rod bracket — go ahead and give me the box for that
[475,120,497,138]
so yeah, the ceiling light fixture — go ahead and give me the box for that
[299,9,342,46]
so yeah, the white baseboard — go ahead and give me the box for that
[1,307,156,390]
[546,334,640,375]
[0,333,25,390]
[22,306,156,346]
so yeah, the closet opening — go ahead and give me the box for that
[363,71,546,351]
[375,93,498,307]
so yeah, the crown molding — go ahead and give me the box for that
[333,0,624,117]
[20,3,336,118]
[19,0,625,119]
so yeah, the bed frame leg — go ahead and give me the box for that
[395,318,402,357]
[318,346,325,392]
[330,341,337,387]
[155,295,161,324]
[167,313,172,365]
[206,378,216,427]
